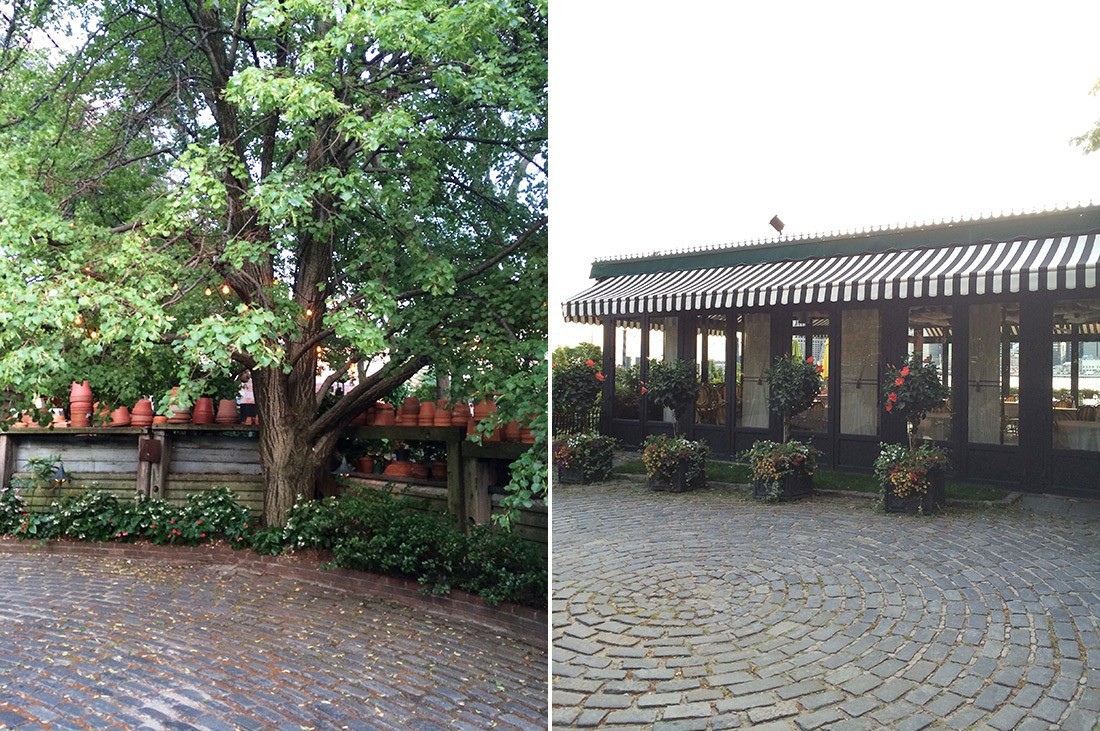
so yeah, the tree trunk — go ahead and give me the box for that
[254,369,324,526]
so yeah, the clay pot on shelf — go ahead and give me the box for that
[69,381,93,403]
[503,419,521,442]
[401,396,419,416]
[355,456,374,474]
[430,461,447,481]
[349,410,369,427]
[409,462,430,479]
[472,397,497,421]
[374,408,396,426]
[417,401,436,426]
[152,415,169,425]
[130,399,155,427]
[69,401,92,428]
[215,399,239,424]
[191,397,215,425]
[383,460,414,477]
[51,409,68,428]
[433,407,453,427]
[452,405,471,426]
[109,406,131,427]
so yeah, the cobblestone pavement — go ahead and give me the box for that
[0,553,546,730]
[552,480,1100,730]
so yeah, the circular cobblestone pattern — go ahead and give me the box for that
[0,552,546,730]
[553,481,1100,730]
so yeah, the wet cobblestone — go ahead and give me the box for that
[0,553,546,729]
[553,480,1100,729]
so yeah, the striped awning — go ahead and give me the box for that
[564,233,1100,323]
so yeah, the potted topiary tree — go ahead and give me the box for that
[642,358,708,492]
[877,353,951,514]
[743,354,823,501]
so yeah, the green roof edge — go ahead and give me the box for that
[589,205,1100,279]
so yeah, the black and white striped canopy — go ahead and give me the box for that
[564,234,1100,323]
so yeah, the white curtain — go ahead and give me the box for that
[968,303,1002,444]
[840,309,879,435]
[740,314,770,428]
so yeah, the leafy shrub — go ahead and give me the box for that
[0,487,27,534]
[552,432,617,481]
[459,525,546,607]
[766,354,824,443]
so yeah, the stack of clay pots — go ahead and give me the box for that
[192,397,215,425]
[215,399,239,424]
[371,402,395,425]
[395,396,419,426]
[471,397,502,441]
[167,387,192,424]
[417,400,435,426]
[50,408,68,428]
[382,460,414,477]
[452,403,472,428]
[433,399,453,427]
[130,399,155,427]
[69,381,93,428]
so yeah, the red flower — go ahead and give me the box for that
[885,402,893,412]
[894,377,905,386]
[640,386,648,394]
[888,392,898,402]
[900,365,910,376]
[806,356,814,363]
[816,366,824,374]
[585,359,596,367]
[595,372,605,381]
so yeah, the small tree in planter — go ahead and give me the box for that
[553,433,618,484]
[552,350,603,434]
[878,353,951,513]
[642,359,706,491]
[743,354,824,501]
[645,358,698,435]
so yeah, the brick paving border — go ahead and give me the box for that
[553,480,1100,730]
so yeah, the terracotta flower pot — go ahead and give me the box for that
[152,415,169,425]
[191,397,215,425]
[130,399,155,427]
[473,397,497,421]
[430,461,447,480]
[69,400,92,427]
[433,407,453,426]
[418,401,436,426]
[383,460,414,477]
[409,462,430,479]
[215,399,239,424]
[374,408,396,426]
[70,381,93,403]
[503,419,521,442]
[355,456,374,474]
[110,406,131,427]
[401,396,420,415]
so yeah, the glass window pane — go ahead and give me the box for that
[737,313,770,428]
[1053,300,1100,451]
[909,306,953,442]
[967,303,1018,445]
[840,309,879,435]
[696,315,728,426]
[648,317,678,423]
[612,320,642,419]
[791,311,828,433]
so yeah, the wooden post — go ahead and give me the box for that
[464,458,493,526]
[135,435,152,498]
[0,434,13,489]
[446,432,468,529]
[150,430,171,500]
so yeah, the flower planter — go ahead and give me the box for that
[647,462,706,493]
[753,470,814,501]
[884,468,946,515]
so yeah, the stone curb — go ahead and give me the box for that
[614,471,1027,509]
[0,537,547,650]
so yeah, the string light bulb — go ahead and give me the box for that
[204,287,213,296]
[220,283,231,295]
[73,315,83,326]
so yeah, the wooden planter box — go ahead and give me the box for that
[883,468,947,514]
[753,470,814,501]
[647,462,706,493]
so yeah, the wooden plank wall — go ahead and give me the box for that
[1,430,546,551]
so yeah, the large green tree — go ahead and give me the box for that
[0,0,547,524]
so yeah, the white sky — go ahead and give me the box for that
[549,3,1100,348]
